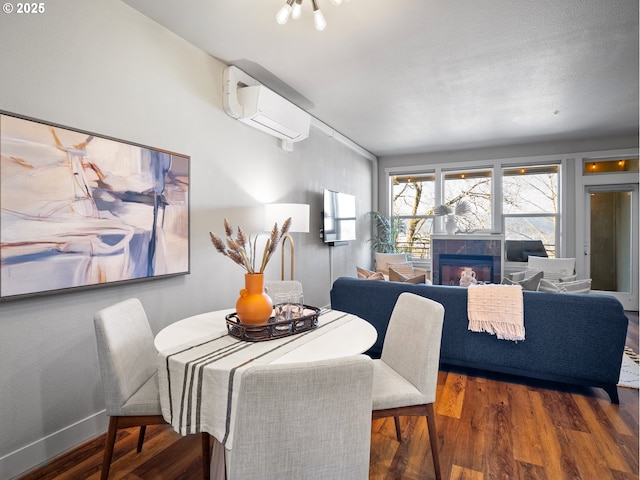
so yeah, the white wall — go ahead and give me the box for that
[0,1,373,476]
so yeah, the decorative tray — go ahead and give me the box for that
[225,306,321,342]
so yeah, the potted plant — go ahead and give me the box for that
[434,200,471,234]
[367,211,407,273]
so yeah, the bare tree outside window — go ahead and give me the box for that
[390,164,560,260]
[444,170,492,232]
[392,174,435,258]
[503,165,559,257]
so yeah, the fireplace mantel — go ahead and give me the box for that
[431,234,504,285]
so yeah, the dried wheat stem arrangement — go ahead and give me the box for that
[209,217,292,274]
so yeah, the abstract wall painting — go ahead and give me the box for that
[0,112,190,300]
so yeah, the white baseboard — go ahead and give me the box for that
[0,410,108,480]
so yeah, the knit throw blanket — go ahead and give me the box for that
[467,284,525,341]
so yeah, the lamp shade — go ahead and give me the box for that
[264,203,310,233]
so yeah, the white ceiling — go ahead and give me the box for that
[122,0,639,157]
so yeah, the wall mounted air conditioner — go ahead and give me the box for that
[223,66,311,146]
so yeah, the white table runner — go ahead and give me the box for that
[157,309,356,448]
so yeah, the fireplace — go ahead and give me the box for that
[439,254,493,286]
[431,234,504,285]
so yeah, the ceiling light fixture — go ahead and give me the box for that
[276,0,343,31]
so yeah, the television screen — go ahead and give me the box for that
[323,189,356,244]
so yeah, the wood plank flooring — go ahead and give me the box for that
[18,313,639,480]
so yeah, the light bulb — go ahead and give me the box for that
[276,2,293,24]
[313,9,326,30]
[292,0,302,19]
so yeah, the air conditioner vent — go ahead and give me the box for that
[223,66,311,143]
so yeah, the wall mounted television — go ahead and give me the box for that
[322,189,356,245]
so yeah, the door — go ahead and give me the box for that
[584,185,638,310]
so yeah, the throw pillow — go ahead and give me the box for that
[542,269,568,283]
[356,266,385,280]
[538,278,560,293]
[509,268,542,282]
[510,271,527,282]
[501,270,543,291]
[558,279,592,294]
[357,266,375,279]
[559,274,577,282]
[388,262,415,277]
[389,267,425,284]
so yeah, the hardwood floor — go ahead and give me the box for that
[18,313,639,480]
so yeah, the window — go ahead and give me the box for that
[389,162,562,260]
[583,158,638,175]
[444,169,492,232]
[391,174,436,259]
[502,165,559,257]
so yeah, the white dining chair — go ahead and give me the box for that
[221,355,374,480]
[371,292,445,480]
[94,298,211,480]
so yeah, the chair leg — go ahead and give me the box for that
[393,416,402,442]
[202,432,211,480]
[425,403,442,480]
[101,416,119,480]
[136,425,147,453]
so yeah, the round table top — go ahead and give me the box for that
[154,308,377,365]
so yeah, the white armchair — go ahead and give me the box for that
[508,257,592,293]
[511,257,576,283]
[374,252,408,276]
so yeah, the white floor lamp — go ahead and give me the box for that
[264,203,310,280]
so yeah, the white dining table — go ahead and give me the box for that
[154,307,377,365]
[154,307,377,454]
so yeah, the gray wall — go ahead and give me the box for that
[0,1,373,476]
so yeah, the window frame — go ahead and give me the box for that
[385,158,564,263]
[500,164,560,257]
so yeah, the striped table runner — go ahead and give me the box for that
[157,309,355,448]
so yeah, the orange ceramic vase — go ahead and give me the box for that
[236,273,273,325]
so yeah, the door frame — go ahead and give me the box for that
[575,156,639,311]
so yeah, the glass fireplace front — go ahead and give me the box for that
[439,254,494,286]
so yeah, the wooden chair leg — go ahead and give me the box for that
[393,416,403,442]
[425,403,442,480]
[136,425,147,453]
[202,432,211,480]
[101,416,119,480]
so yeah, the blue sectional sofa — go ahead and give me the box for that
[330,277,629,403]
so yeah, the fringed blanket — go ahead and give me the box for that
[467,284,524,341]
